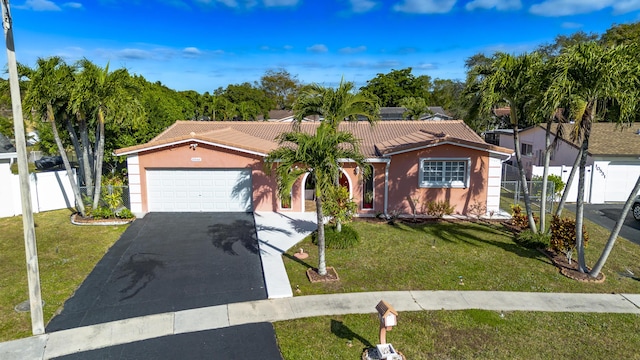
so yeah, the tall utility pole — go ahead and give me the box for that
[1,0,44,334]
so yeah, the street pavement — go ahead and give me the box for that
[583,203,640,245]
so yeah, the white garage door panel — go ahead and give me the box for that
[147,169,252,212]
[605,163,640,202]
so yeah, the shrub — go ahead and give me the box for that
[549,215,589,263]
[510,204,539,229]
[91,206,113,219]
[322,185,357,227]
[312,224,360,249]
[515,229,550,249]
[425,200,454,218]
[532,174,565,198]
[116,208,135,219]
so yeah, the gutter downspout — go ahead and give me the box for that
[384,160,390,216]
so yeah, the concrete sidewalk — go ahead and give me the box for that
[3,290,640,360]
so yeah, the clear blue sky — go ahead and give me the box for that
[4,0,640,93]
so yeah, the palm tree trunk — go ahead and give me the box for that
[48,104,86,216]
[589,175,640,278]
[92,111,105,210]
[554,146,583,217]
[575,122,591,273]
[539,122,552,232]
[64,117,84,186]
[315,180,326,276]
[77,114,93,201]
[513,124,537,233]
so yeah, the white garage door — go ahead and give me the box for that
[146,169,252,212]
[604,163,640,202]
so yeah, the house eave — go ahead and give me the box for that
[382,141,513,157]
[115,139,268,157]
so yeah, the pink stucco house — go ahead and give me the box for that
[115,120,512,217]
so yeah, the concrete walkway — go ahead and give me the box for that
[3,291,640,359]
[254,211,318,298]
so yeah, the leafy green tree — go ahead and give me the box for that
[545,42,639,275]
[258,68,300,110]
[360,68,431,107]
[600,21,640,46]
[220,82,274,119]
[399,96,431,119]
[468,52,544,233]
[264,123,367,276]
[431,79,465,119]
[537,31,599,58]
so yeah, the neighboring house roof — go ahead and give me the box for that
[539,122,640,157]
[360,106,452,121]
[116,120,512,158]
[493,107,511,117]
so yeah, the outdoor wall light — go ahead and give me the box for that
[189,143,198,150]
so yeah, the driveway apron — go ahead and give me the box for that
[46,212,268,331]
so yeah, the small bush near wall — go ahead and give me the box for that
[312,224,360,249]
[425,200,454,218]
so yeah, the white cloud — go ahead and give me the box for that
[561,21,582,28]
[62,2,83,9]
[307,44,328,53]
[415,62,436,69]
[392,0,456,14]
[182,47,202,57]
[216,0,238,7]
[350,0,377,13]
[339,45,367,54]
[529,0,640,16]
[263,0,298,6]
[18,0,61,11]
[465,0,521,11]
[117,48,154,60]
[612,0,640,14]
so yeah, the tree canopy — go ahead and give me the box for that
[359,68,432,107]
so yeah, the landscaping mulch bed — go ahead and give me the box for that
[540,248,606,283]
[307,267,340,283]
[70,213,134,226]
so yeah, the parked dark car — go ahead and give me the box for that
[633,195,640,221]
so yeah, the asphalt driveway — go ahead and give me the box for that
[47,212,268,331]
[583,203,640,246]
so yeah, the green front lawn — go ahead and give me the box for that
[278,217,640,359]
[0,209,128,341]
[283,219,640,295]
[275,311,640,359]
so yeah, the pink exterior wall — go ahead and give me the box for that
[132,141,491,216]
[386,144,489,216]
[136,142,279,212]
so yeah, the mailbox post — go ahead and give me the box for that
[375,300,398,344]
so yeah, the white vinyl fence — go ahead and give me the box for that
[531,165,592,203]
[0,163,77,218]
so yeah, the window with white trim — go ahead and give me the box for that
[419,158,469,188]
[521,143,533,156]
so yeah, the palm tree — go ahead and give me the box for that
[545,41,639,274]
[264,123,367,276]
[292,79,379,232]
[293,78,379,129]
[468,52,543,233]
[21,57,86,216]
[69,59,144,210]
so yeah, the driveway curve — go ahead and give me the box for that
[47,212,268,331]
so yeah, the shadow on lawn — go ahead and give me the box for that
[331,319,374,349]
[413,220,549,264]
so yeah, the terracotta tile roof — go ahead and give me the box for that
[541,122,640,157]
[116,120,513,157]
